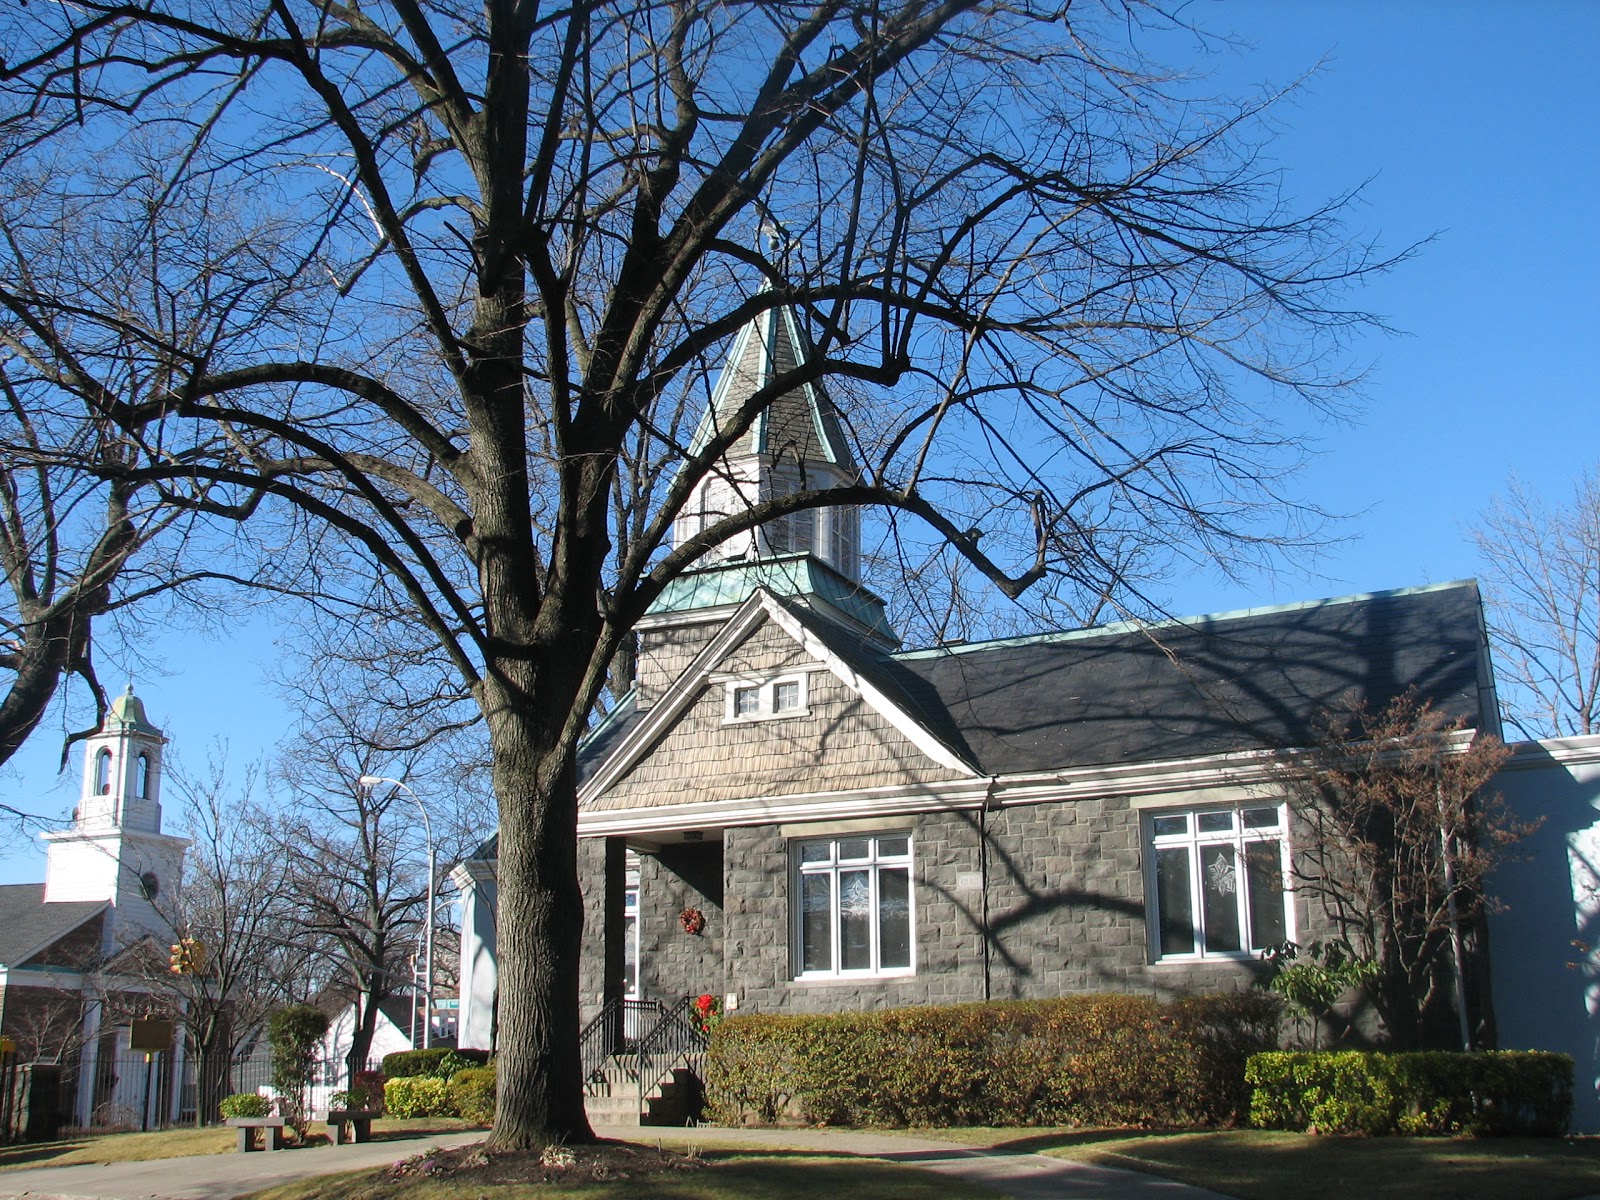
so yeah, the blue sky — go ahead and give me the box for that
[0,2,1594,883]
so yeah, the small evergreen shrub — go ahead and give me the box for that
[449,1064,497,1125]
[382,1047,490,1078]
[1247,1050,1573,1136]
[384,1075,456,1118]
[706,992,1280,1128]
[267,1004,329,1130]
[218,1093,271,1119]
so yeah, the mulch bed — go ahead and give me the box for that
[387,1139,706,1187]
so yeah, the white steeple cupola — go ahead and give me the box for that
[76,685,167,834]
[42,686,189,950]
[674,296,862,581]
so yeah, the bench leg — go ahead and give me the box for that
[333,1120,349,1146]
[267,1125,285,1150]
[352,1120,371,1144]
[237,1127,253,1153]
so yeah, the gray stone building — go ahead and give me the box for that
[452,296,1500,1056]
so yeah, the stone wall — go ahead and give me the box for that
[636,842,724,1003]
[579,792,1342,1020]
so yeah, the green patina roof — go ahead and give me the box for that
[646,553,894,643]
[107,685,161,736]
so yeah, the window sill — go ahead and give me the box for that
[1150,954,1261,968]
[789,972,915,987]
[722,708,811,726]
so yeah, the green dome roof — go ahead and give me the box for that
[107,686,161,735]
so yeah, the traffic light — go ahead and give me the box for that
[168,937,206,974]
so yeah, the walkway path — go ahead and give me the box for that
[0,1125,1232,1200]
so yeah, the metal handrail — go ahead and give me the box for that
[630,994,708,1105]
[579,996,663,1085]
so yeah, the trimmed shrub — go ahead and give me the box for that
[382,1048,490,1079]
[1247,1050,1573,1136]
[384,1075,456,1118]
[267,1004,329,1129]
[449,1065,496,1126]
[706,992,1280,1128]
[219,1092,271,1119]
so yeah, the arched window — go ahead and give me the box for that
[136,753,151,799]
[95,749,112,795]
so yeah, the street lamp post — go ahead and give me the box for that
[359,775,435,1050]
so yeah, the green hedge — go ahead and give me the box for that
[381,1048,490,1079]
[450,1065,496,1125]
[1246,1051,1573,1136]
[384,1075,456,1118]
[706,992,1280,1128]
[219,1092,270,1119]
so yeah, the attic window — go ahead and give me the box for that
[724,674,810,723]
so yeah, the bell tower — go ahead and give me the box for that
[671,294,862,581]
[42,686,189,949]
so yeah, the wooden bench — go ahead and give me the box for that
[325,1108,379,1145]
[227,1116,286,1152]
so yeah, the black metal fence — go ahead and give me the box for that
[66,1053,382,1130]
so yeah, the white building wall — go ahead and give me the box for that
[454,863,498,1052]
[1488,735,1600,1132]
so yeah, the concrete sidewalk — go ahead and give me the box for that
[0,1125,1232,1200]
[0,1131,486,1200]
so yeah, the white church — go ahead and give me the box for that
[0,686,190,1127]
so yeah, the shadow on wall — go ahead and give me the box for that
[1487,740,1600,1133]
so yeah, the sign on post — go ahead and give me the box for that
[129,1019,175,1053]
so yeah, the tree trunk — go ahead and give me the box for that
[483,684,592,1148]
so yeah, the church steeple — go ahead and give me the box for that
[41,685,188,949]
[75,684,166,834]
[673,295,861,581]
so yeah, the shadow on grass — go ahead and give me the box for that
[0,1139,96,1168]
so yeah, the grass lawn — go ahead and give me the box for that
[243,1150,1001,1200]
[923,1127,1600,1200]
[0,1118,479,1171]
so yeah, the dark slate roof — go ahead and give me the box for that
[688,300,855,471]
[886,581,1489,775]
[0,884,106,966]
[579,696,643,787]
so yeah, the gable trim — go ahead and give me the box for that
[580,590,976,805]
[3,902,109,970]
[759,598,978,777]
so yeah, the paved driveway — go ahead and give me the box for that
[0,1125,1233,1200]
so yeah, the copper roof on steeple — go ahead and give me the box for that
[688,300,856,473]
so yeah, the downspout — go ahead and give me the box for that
[980,776,998,1002]
[1438,766,1473,1049]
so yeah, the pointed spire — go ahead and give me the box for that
[688,300,856,474]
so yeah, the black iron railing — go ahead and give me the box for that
[629,995,707,1105]
[579,997,663,1085]
[580,994,708,1117]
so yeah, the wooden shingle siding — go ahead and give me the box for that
[592,619,965,810]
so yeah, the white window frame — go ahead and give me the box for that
[722,673,810,723]
[623,883,641,998]
[1143,802,1293,963]
[792,833,916,980]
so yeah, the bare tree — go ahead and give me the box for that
[1473,469,1600,739]
[1281,693,1524,1051]
[0,0,1400,1145]
[0,145,313,771]
[162,752,308,1118]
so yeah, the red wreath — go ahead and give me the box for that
[679,906,706,935]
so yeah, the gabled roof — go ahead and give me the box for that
[0,885,107,968]
[886,580,1491,775]
[579,588,978,809]
[688,299,856,472]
